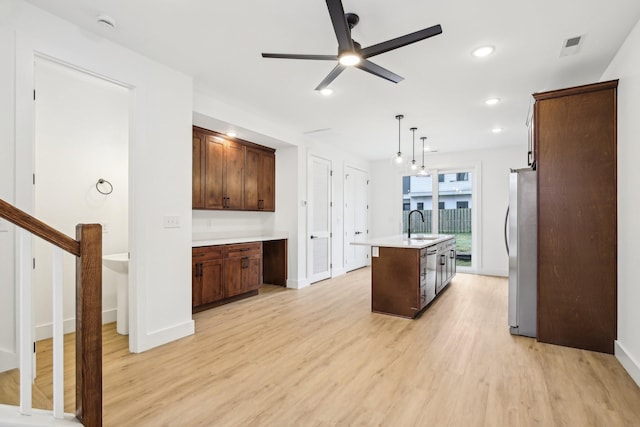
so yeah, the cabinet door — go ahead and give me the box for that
[258,151,276,211]
[224,257,245,298]
[192,261,203,307]
[192,131,205,209]
[205,136,224,209]
[244,147,260,210]
[243,254,262,291]
[224,142,245,210]
[201,259,224,305]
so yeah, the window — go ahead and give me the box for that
[402,176,410,194]
[417,202,424,210]
[403,202,410,211]
[456,172,469,181]
[457,201,469,209]
[438,202,445,209]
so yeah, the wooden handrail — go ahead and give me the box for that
[0,198,102,426]
[0,199,80,256]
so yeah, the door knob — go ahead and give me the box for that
[310,235,317,239]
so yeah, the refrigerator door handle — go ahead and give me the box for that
[504,205,510,255]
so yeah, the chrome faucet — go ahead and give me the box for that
[408,209,425,238]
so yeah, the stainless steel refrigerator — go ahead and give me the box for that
[505,168,537,337]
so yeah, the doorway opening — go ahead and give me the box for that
[33,57,130,343]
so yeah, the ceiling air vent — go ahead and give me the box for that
[560,35,584,57]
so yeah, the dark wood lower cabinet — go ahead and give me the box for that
[192,242,263,312]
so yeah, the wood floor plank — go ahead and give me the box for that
[1,269,640,426]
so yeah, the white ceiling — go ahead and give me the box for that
[24,0,640,160]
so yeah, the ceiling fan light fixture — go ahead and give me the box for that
[485,97,501,106]
[472,45,495,58]
[319,88,334,96]
[338,52,361,66]
[492,127,503,134]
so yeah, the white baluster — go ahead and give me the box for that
[52,246,64,419]
[18,228,32,415]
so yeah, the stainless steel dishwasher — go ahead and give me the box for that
[424,246,438,305]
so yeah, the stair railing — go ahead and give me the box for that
[0,198,102,427]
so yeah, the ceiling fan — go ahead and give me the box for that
[261,0,443,91]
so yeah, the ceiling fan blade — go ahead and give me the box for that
[355,60,404,83]
[361,24,443,58]
[315,64,347,91]
[262,53,338,61]
[325,0,354,52]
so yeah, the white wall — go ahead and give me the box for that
[371,145,525,276]
[0,26,17,372]
[33,58,128,340]
[0,0,194,353]
[601,17,640,387]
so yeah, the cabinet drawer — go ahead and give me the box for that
[225,242,262,258]
[192,246,224,261]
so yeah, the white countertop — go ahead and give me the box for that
[351,234,455,249]
[192,231,289,247]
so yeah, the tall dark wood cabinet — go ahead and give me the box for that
[534,80,618,354]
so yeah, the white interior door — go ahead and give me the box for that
[308,156,332,283]
[344,166,369,271]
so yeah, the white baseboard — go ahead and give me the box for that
[476,268,508,277]
[331,268,346,278]
[131,320,194,353]
[286,278,309,289]
[615,340,640,388]
[35,308,117,341]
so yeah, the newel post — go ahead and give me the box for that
[75,224,103,427]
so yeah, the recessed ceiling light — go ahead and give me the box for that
[485,98,501,106]
[472,45,495,58]
[492,127,503,134]
[226,131,237,138]
[96,14,116,29]
[319,88,333,96]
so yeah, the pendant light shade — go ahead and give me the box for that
[395,114,404,164]
[420,136,427,175]
[410,127,418,170]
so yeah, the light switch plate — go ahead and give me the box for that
[163,215,180,228]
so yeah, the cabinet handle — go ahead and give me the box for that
[450,250,455,259]
[440,254,446,266]
[195,263,202,277]
[241,257,248,269]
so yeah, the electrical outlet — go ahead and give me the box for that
[163,215,181,228]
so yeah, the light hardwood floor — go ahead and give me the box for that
[2,269,640,426]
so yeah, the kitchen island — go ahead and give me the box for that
[352,235,456,318]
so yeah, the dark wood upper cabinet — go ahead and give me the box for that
[204,135,224,209]
[258,151,276,211]
[535,80,618,354]
[193,126,275,211]
[192,132,205,208]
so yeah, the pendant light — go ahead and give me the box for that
[395,114,404,164]
[410,127,418,170]
[420,137,427,175]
